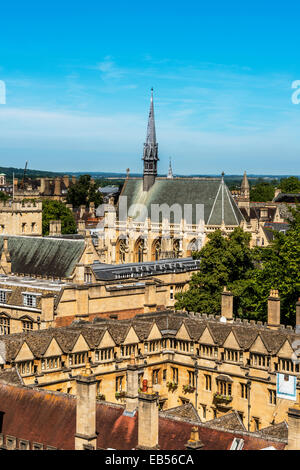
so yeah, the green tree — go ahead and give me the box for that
[175,228,254,315]
[42,200,77,236]
[250,206,300,324]
[279,176,300,193]
[66,174,102,208]
[0,192,9,202]
[175,207,300,325]
[250,182,275,202]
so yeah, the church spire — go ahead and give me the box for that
[167,157,173,179]
[241,171,250,198]
[143,88,159,191]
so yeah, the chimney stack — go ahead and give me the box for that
[185,426,204,450]
[77,219,86,236]
[267,290,281,329]
[221,287,233,322]
[75,363,97,450]
[49,220,61,236]
[288,406,300,450]
[54,177,61,197]
[125,353,139,414]
[40,178,46,194]
[63,175,70,189]
[137,379,159,449]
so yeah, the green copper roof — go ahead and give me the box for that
[119,177,244,226]
[0,236,85,278]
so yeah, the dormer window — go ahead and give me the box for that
[0,289,11,304]
[22,293,37,308]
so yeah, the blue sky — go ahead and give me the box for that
[0,0,300,175]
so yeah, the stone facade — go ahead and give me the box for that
[0,295,299,432]
[0,200,42,236]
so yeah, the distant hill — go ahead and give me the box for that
[0,167,63,181]
[0,166,298,183]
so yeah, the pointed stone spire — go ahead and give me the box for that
[143,89,159,191]
[241,171,250,191]
[167,157,173,179]
[146,88,156,146]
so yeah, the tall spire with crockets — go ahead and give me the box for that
[143,88,159,191]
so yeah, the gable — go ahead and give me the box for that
[198,326,215,345]
[123,326,140,345]
[249,334,269,354]
[98,330,116,349]
[71,334,90,353]
[43,338,63,358]
[15,341,34,362]
[277,339,294,358]
[223,331,240,350]
[147,323,162,341]
[176,322,191,341]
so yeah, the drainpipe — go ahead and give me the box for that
[247,380,251,431]
[194,360,198,410]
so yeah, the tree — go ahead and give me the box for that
[42,200,77,236]
[66,174,102,208]
[0,192,9,202]
[279,176,300,193]
[251,206,300,324]
[250,182,275,202]
[175,207,300,325]
[175,228,254,315]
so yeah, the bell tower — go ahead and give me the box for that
[142,88,159,191]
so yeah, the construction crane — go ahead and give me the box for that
[20,161,28,189]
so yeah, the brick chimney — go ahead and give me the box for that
[77,219,86,236]
[49,220,61,236]
[185,426,204,450]
[75,363,97,450]
[71,175,77,185]
[40,178,46,194]
[287,406,300,450]
[125,353,139,414]
[137,379,159,449]
[54,177,61,197]
[221,287,233,322]
[63,175,70,189]
[80,205,86,219]
[267,289,280,329]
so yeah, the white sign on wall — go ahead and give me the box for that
[276,373,297,401]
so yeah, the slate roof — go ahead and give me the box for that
[205,410,246,432]
[119,177,244,226]
[259,422,288,441]
[262,223,290,243]
[0,367,23,386]
[0,383,287,450]
[162,403,201,422]
[0,235,85,278]
[0,311,297,362]
[91,257,200,281]
[274,193,300,203]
